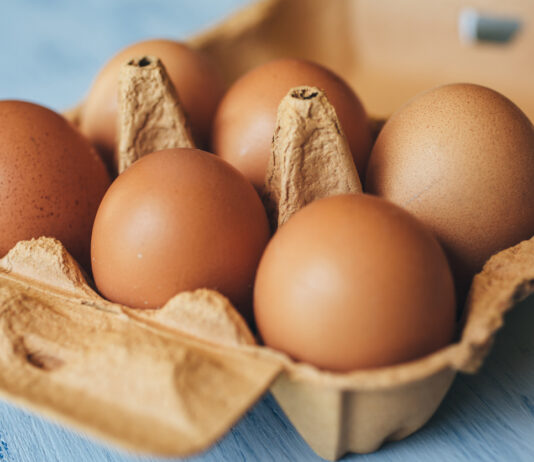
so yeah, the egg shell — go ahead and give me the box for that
[80,40,225,170]
[212,58,372,190]
[0,100,110,269]
[91,148,270,319]
[254,194,456,372]
[366,83,534,299]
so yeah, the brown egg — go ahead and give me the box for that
[366,83,534,300]
[213,59,372,190]
[0,100,111,269]
[80,39,224,170]
[91,148,270,319]
[254,194,456,372]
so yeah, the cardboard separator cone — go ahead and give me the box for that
[116,55,195,173]
[262,85,362,230]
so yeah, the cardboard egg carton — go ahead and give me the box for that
[3,0,534,460]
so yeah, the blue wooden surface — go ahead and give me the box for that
[1,1,533,461]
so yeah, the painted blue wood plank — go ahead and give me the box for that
[0,1,533,461]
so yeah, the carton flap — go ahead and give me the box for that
[0,237,281,456]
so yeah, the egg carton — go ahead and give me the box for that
[3,0,534,461]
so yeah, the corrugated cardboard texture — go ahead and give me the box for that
[117,56,194,173]
[0,237,281,456]
[263,86,361,229]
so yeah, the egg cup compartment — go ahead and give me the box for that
[266,233,534,459]
[270,368,456,458]
[3,0,534,460]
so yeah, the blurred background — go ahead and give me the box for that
[1,0,531,119]
[0,0,253,111]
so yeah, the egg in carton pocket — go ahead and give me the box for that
[3,0,534,460]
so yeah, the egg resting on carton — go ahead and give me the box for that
[91,148,271,320]
[255,193,457,372]
[91,56,270,320]
[0,100,110,269]
[366,83,534,301]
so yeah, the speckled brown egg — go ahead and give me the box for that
[80,39,225,171]
[366,83,534,300]
[254,194,456,372]
[0,100,111,268]
[213,58,372,190]
[91,148,270,320]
